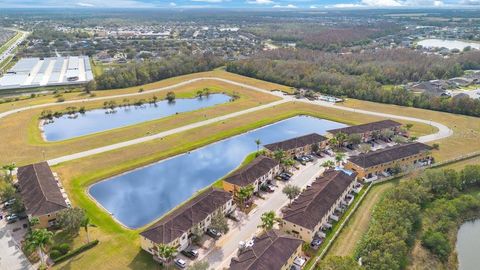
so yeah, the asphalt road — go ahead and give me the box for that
[0,224,33,270]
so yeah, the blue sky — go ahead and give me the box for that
[0,0,479,9]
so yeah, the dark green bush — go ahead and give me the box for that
[53,240,99,264]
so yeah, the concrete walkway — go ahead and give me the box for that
[0,226,33,270]
[0,77,452,165]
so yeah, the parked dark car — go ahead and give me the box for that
[181,249,199,259]
[206,228,221,239]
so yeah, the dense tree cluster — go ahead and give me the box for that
[355,165,480,270]
[95,53,223,90]
[247,23,399,52]
[227,48,480,116]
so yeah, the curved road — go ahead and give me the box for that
[0,77,452,165]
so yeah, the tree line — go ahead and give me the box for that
[95,53,223,90]
[226,48,480,117]
[354,165,480,270]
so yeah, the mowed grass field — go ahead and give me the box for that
[0,79,281,165]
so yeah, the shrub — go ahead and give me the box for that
[52,240,99,264]
[56,243,70,255]
[421,230,451,261]
[57,97,65,103]
[49,250,62,260]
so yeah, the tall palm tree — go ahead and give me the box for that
[273,149,286,164]
[258,211,281,231]
[81,216,96,243]
[335,152,346,166]
[335,132,348,147]
[254,139,262,153]
[25,229,53,267]
[157,244,177,269]
[237,184,255,210]
[281,158,296,172]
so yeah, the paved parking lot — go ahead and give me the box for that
[0,212,33,270]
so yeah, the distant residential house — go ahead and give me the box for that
[140,188,233,260]
[17,162,69,228]
[263,133,328,158]
[345,142,433,180]
[410,81,450,97]
[223,156,280,195]
[327,120,403,144]
[229,230,303,270]
[281,170,357,242]
[449,77,473,87]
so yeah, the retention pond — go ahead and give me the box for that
[42,94,231,141]
[456,219,480,270]
[88,115,346,228]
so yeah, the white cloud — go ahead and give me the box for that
[76,2,94,6]
[273,3,298,8]
[246,0,274,4]
[325,3,364,7]
[191,0,224,2]
[169,2,176,6]
[361,0,402,6]
[460,0,480,4]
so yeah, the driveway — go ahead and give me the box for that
[0,219,33,270]
[203,157,331,269]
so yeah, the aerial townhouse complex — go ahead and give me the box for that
[229,229,303,270]
[139,188,233,260]
[264,133,328,158]
[327,120,404,145]
[223,156,280,195]
[17,162,70,228]
[280,170,357,242]
[345,142,433,180]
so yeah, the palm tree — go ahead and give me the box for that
[254,139,262,153]
[258,211,281,231]
[322,160,335,169]
[81,216,96,243]
[197,90,204,98]
[282,184,301,204]
[237,184,255,210]
[281,158,296,172]
[358,143,371,154]
[405,123,414,131]
[157,244,177,269]
[328,137,338,149]
[335,152,346,166]
[273,149,286,164]
[25,229,53,267]
[335,132,348,147]
[2,163,16,177]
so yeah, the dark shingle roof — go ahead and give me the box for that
[230,230,302,270]
[264,133,327,152]
[327,120,401,136]
[281,170,356,230]
[223,156,278,187]
[348,142,432,168]
[140,188,232,245]
[17,162,68,217]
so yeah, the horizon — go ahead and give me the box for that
[1,0,480,10]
